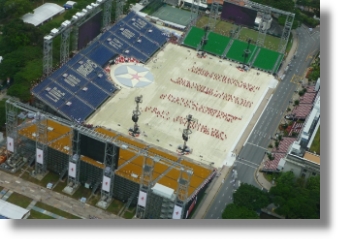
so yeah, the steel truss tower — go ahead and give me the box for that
[103,0,113,27]
[35,112,48,175]
[99,140,118,206]
[43,36,53,76]
[136,153,155,218]
[190,0,200,26]
[129,95,142,137]
[278,13,295,53]
[256,7,271,48]
[175,168,193,218]
[67,128,81,189]
[178,114,197,155]
[60,28,71,66]
[208,0,219,30]
[5,101,18,157]
[115,0,124,22]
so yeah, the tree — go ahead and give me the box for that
[269,172,320,218]
[2,0,34,20]
[233,184,270,211]
[222,203,259,219]
[0,99,6,129]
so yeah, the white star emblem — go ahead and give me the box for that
[117,66,151,87]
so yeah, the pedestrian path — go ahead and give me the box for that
[0,188,8,199]
[1,190,13,201]
[32,206,66,219]
[26,200,37,211]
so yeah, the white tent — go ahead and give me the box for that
[22,3,65,27]
[0,199,30,219]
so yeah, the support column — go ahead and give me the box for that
[60,28,71,66]
[103,0,113,27]
[278,13,295,53]
[43,36,53,76]
[35,112,48,176]
[136,153,154,219]
[115,0,124,22]
[97,141,117,209]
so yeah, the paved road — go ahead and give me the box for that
[204,26,320,219]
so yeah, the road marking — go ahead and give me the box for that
[235,160,258,169]
[226,187,228,190]
[222,193,224,197]
[5,181,9,183]
[246,142,267,151]
[15,181,20,184]
[30,189,35,192]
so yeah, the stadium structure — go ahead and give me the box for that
[2,0,295,219]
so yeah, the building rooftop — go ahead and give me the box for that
[303,151,320,165]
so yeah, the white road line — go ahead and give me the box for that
[235,160,258,169]
[15,181,20,184]
[5,181,9,184]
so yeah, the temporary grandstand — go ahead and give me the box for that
[22,3,65,27]
[32,11,168,122]
[4,99,216,219]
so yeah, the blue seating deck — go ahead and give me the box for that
[59,96,93,122]
[75,82,110,109]
[38,82,73,108]
[56,69,89,93]
[32,11,168,122]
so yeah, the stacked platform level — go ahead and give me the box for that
[6,100,216,219]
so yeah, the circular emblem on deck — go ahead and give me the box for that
[113,64,154,88]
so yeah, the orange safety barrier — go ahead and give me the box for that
[95,127,117,138]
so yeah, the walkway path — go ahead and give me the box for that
[0,171,122,219]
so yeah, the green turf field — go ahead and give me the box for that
[225,40,258,64]
[253,48,283,72]
[203,32,230,55]
[183,27,205,49]
[309,126,320,155]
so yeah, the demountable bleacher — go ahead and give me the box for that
[32,11,168,122]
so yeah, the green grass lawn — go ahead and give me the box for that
[53,180,68,194]
[123,208,136,219]
[106,199,124,215]
[309,126,320,155]
[6,192,33,209]
[239,28,281,51]
[40,172,60,188]
[226,40,257,64]
[20,171,44,186]
[28,210,55,219]
[35,201,81,219]
[71,185,93,200]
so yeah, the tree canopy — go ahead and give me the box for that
[222,203,259,219]
[233,183,270,211]
[269,172,320,219]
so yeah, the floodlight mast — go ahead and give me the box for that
[178,114,197,155]
[129,95,143,137]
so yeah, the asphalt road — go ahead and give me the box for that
[205,25,320,219]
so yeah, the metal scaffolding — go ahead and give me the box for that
[208,0,219,30]
[136,154,155,218]
[278,13,295,53]
[190,0,200,26]
[103,0,113,27]
[256,8,271,48]
[35,112,48,175]
[67,128,81,187]
[99,140,118,204]
[60,28,71,66]
[115,0,124,22]
[43,36,53,76]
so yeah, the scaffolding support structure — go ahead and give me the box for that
[67,128,81,188]
[99,141,117,204]
[256,8,271,48]
[103,0,113,27]
[35,112,48,175]
[278,13,295,53]
[208,0,219,30]
[136,153,155,219]
[60,28,71,66]
[43,36,53,76]
[175,169,192,212]
[115,0,124,22]
[5,101,18,157]
[190,0,200,26]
